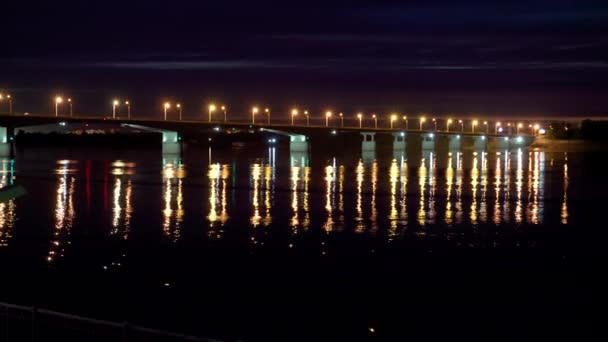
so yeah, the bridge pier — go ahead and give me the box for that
[473,135,487,151]
[422,133,435,150]
[0,127,11,157]
[490,136,510,151]
[448,134,462,151]
[361,132,376,151]
[162,131,182,155]
[289,135,309,153]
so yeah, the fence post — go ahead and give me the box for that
[31,307,37,342]
[122,321,130,342]
[5,305,8,342]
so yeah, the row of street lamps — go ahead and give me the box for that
[7,95,544,135]
[0,93,12,113]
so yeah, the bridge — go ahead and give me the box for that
[0,113,535,157]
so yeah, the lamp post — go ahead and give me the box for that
[517,123,523,135]
[495,122,501,134]
[403,116,408,130]
[325,111,332,127]
[339,113,344,127]
[177,103,182,120]
[221,105,226,122]
[291,109,298,125]
[432,118,437,130]
[113,100,119,119]
[472,120,478,133]
[264,108,270,124]
[208,104,216,122]
[447,118,453,132]
[252,107,258,124]
[125,101,131,119]
[459,119,464,132]
[304,110,309,126]
[483,121,488,133]
[55,96,63,117]
[390,114,397,129]
[68,98,73,116]
[1,94,13,113]
[419,116,426,131]
[372,114,377,128]
[533,124,540,136]
[357,113,362,128]
[164,102,171,121]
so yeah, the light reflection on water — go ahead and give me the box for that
[0,149,578,257]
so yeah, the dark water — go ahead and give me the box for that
[0,145,606,341]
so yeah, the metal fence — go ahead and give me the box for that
[0,302,219,342]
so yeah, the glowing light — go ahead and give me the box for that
[55,96,63,104]
[209,104,216,111]
[164,102,171,109]
[325,111,332,117]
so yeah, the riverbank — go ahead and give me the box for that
[531,137,607,152]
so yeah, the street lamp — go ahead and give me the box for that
[419,116,426,131]
[177,103,182,120]
[403,116,408,130]
[372,114,377,128]
[113,100,119,119]
[447,118,453,132]
[0,94,13,113]
[55,96,63,117]
[339,112,344,127]
[68,98,73,116]
[264,108,270,124]
[325,111,332,127]
[495,122,501,134]
[252,107,258,124]
[125,101,131,119]
[432,118,437,130]
[483,121,488,133]
[357,113,363,128]
[291,109,298,125]
[208,104,216,122]
[390,114,397,129]
[221,105,226,122]
[472,120,478,133]
[459,119,464,132]
[304,110,309,126]
[517,123,523,135]
[164,102,171,121]
[533,123,540,136]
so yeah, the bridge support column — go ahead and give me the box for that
[422,133,435,150]
[448,134,462,151]
[162,131,181,155]
[361,132,376,151]
[490,136,510,151]
[473,135,488,150]
[289,135,309,153]
[392,132,406,159]
[0,127,11,157]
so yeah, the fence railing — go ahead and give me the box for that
[0,302,219,342]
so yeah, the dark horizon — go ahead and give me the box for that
[2,0,608,118]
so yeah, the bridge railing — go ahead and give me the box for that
[0,302,219,342]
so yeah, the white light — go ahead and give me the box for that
[498,127,504,133]
[456,135,460,139]
[213,127,220,132]
[539,128,546,135]
[428,133,434,138]
[331,130,337,135]
[481,135,485,140]
[400,132,405,137]
[59,122,66,126]
[517,136,523,143]
[504,137,509,141]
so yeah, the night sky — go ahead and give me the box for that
[2,0,607,119]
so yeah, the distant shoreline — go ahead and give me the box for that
[531,138,607,152]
